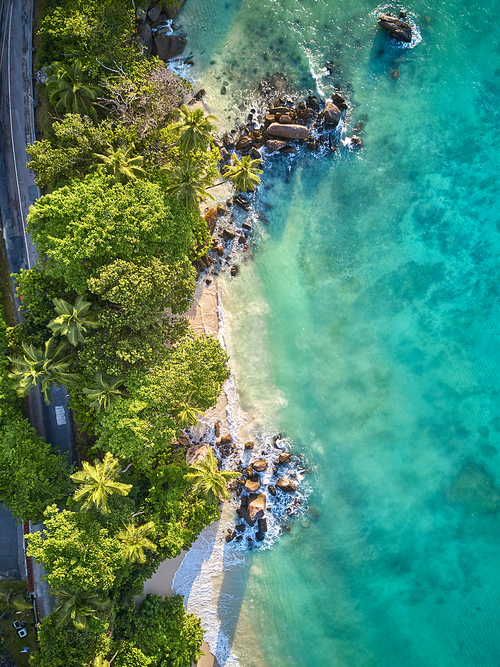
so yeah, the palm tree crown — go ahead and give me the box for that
[46,60,100,115]
[162,158,213,211]
[8,338,78,404]
[48,295,98,346]
[174,105,217,153]
[184,448,240,505]
[223,154,263,193]
[51,588,108,630]
[70,451,132,514]
[83,372,128,413]
[94,144,145,184]
[116,521,157,563]
[173,391,204,428]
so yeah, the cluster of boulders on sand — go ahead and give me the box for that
[136,1,189,61]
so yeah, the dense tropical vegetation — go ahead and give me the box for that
[0,0,263,665]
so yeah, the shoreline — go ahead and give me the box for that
[141,280,226,667]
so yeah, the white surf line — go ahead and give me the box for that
[7,0,32,269]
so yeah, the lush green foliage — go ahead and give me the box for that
[51,588,109,630]
[31,614,110,667]
[116,594,204,667]
[26,505,123,592]
[46,60,101,116]
[95,333,229,467]
[27,175,208,293]
[48,295,97,346]
[0,419,71,522]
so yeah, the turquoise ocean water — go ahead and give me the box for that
[178,1,500,665]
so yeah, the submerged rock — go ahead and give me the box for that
[378,14,412,42]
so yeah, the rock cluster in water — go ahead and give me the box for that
[136,2,188,60]
[378,12,413,42]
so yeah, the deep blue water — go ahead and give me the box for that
[180,1,500,665]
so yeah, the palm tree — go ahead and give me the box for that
[0,580,31,614]
[51,588,108,630]
[83,372,128,413]
[173,391,204,428]
[8,338,78,404]
[116,521,157,563]
[223,154,263,192]
[162,158,214,211]
[48,295,98,346]
[174,105,217,153]
[70,451,132,514]
[184,448,240,505]
[45,60,101,115]
[94,144,145,184]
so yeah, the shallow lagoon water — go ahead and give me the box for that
[176,1,500,665]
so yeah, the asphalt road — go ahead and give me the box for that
[0,502,20,578]
[0,0,73,615]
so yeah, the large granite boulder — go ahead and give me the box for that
[267,123,309,140]
[266,139,288,153]
[153,34,187,61]
[331,93,348,110]
[378,15,412,42]
[245,479,261,492]
[323,102,341,127]
[276,478,296,493]
[148,5,162,22]
[204,208,218,234]
[186,443,210,466]
[278,452,292,465]
[248,493,266,520]
[165,0,187,19]
[252,459,268,472]
[137,22,153,56]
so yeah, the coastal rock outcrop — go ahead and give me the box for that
[153,34,187,61]
[186,443,210,466]
[248,493,266,520]
[267,123,309,140]
[266,139,288,153]
[378,14,412,42]
[278,452,292,465]
[244,479,261,492]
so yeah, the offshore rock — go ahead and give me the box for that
[255,532,265,541]
[267,123,308,140]
[153,34,187,61]
[331,93,348,110]
[245,479,261,492]
[244,441,255,450]
[277,478,297,493]
[252,459,268,472]
[248,493,266,520]
[378,14,412,42]
[268,485,276,496]
[323,102,342,127]
[278,452,292,465]
[258,518,268,533]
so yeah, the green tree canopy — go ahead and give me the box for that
[94,333,229,468]
[162,157,214,211]
[26,114,136,188]
[51,588,109,630]
[224,154,263,192]
[46,60,101,115]
[115,594,204,667]
[27,175,209,293]
[173,104,217,153]
[8,338,78,404]
[70,451,132,514]
[83,372,128,413]
[48,295,98,346]
[26,505,123,592]
[0,419,71,522]
[116,521,157,564]
[94,143,145,183]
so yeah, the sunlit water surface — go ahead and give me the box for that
[174,1,500,665]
